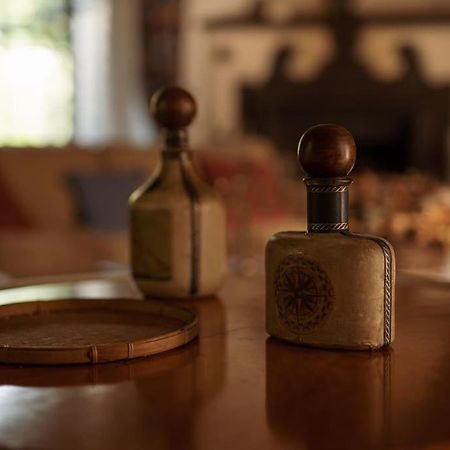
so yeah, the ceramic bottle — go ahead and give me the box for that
[266,124,395,350]
[130,87,227,298]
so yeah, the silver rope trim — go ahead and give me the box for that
[309,222,349,231]
[350,234,394,345]
[308,185,348,193]
[377,240,393,344]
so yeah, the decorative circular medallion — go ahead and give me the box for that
[274,254,334,334]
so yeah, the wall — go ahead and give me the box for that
[179,0,450,151]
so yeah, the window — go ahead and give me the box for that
[0,0,73,146]
[0,0,155,148]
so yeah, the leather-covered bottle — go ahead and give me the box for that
[130,87,227,298]
[266,124,395,350]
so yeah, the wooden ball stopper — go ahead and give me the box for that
[298,124,356,178]
[150,86,197,129]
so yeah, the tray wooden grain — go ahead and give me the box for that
[0,298,198,365]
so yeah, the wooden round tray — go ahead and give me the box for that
[0,298,198,365]
[0,344,199,386]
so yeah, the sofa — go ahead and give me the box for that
[0,140,293,278]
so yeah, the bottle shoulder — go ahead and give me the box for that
[267,231,395,259]
[130,153,214,195]
[349,232,396,261]
[131,179,223,206]
[129,158,224,212]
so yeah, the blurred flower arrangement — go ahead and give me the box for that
[199,137,450,257]
[351,170,450,247]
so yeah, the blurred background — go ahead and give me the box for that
[0,0,450,282]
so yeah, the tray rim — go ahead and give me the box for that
[0,298,199,365]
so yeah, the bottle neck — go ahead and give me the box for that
[304,178,352,233]
[140,133,193,194]
[163,128,189,155]
[157,131,194,182]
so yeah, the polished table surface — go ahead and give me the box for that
[0,270,449,450]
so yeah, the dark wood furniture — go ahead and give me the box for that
[141,0,181,101]
[0,266,449,449]
[207,0,450,177]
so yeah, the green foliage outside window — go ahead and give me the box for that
[0,0,73,146]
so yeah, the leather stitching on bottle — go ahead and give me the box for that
[180,160,200,296]
[90,346,98,364]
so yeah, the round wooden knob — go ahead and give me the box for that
[150,86,197,129]
[298,124,356,178]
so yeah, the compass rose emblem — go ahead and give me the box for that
[274,254,334,334]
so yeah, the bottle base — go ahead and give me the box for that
[267,332,391,351]
[133,276,221,300]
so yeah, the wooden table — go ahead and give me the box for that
[0,271,449,450]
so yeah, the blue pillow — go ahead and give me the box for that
[66,171,144,231]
